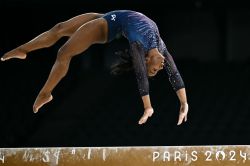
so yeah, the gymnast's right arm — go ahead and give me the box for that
[163,49,188,125]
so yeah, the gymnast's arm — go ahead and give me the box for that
[130,42,152,110]
[163,49,188,125]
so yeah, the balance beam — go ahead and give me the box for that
[0,146,249,165]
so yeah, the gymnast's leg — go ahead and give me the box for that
[1,13,103,61]
[33,18,108,113]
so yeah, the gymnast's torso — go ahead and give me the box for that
[103,10,184,97]
[102,10,166,53]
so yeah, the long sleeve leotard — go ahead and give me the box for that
[103,10,185,96]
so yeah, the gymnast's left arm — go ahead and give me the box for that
[130,42,154,125]
[163,49,189,125]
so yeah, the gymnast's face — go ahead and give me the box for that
[146,49,165,77]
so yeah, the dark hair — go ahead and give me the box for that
[110,49,133,75]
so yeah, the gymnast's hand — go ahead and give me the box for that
[138,107,154,125]
[177,102,188,125]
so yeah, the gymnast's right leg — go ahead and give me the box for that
[1,13,103,61]
[33,18,108,113]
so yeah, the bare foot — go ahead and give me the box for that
[33,93,53,113]
[138,107,154,125]
[1,48,27,61]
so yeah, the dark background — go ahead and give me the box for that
[0,0,250,147]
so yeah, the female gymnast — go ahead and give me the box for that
[1,10,188,125]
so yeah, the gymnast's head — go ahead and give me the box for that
[110,47,164,77]
[146,48,165,77]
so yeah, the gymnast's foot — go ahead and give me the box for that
[33,93,53,113]
[138,107,154,125]
[1,48,27,61]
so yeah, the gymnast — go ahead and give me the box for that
[1,10,189,125]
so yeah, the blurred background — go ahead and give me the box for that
[0,0,250,147]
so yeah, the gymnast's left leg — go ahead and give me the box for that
[33,18,108,113]
[1,13,103,61]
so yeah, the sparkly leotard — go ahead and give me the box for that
[103,10,185,96]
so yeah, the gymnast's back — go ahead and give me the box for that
[102,10,161,52]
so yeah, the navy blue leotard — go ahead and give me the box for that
[102,10,185,96]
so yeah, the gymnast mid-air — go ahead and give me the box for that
[1,10,189,125]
